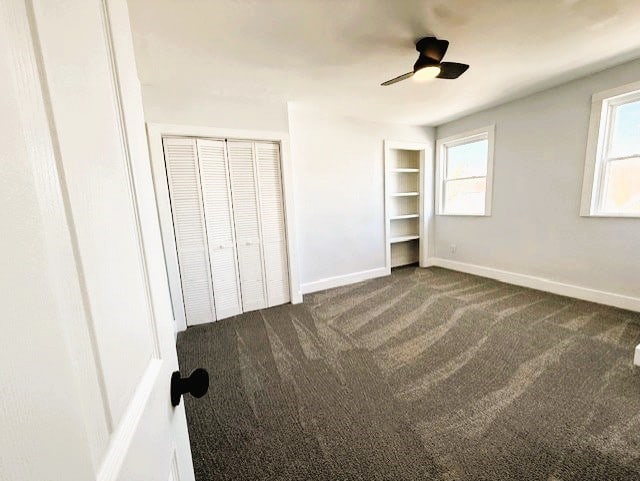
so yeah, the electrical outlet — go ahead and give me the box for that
[450,244,457,254]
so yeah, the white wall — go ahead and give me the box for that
[139,85,434,294]
[288,104,434,290]
[141,86,289,131]
[435,58,640,300]
[138,58,638,305]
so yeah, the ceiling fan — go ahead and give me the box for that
[381,36,469,86]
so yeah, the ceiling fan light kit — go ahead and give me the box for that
[381,36,470,86]
[412,55,441,81]
[413,65,441,81]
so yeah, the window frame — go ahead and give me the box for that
[435,125,495,216]
[580,80,640,218]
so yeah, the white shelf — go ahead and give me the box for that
[390,235,420,243]
[391,192,419,197]
[385,145,425,269]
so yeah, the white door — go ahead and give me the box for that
[227,140,268,312]
[255,142,291,306]
[196,139,243,319]
[163,137,218,326]
[0,1,196,480]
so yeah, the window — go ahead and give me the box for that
[581,81,640,217]
[436,125,495,216]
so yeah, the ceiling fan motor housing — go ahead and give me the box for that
[380,36,468,85]
[415,36,449,63]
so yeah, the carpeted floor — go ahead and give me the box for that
[177,266,640,481]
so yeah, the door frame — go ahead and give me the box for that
[147,123,303,332]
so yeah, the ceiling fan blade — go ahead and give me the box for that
[416,37,449,62]
[381,72,414,86]
[437,62,469,79]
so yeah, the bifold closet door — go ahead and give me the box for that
[227,140,268,311]
[196,139,243,319]
[255,142,290,306]
[162,137,216,325]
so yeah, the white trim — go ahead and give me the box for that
[277,133,303,304]
[147,133,186,330]
[436,124,495,217]
[300,267,388,294]
[97,360,162,481]
[147,123,302,332]
[427,257,640,312]
[591,79,640,103]
[99,0,162,359]
[148,123,288,143]
[634,344,640,367]
[581,81,640,218]
[580,90,607,215]
[383,140,433,272]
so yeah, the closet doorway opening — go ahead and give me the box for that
[148,125,301,332]
[383,140,434,273]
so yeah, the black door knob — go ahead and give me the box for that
[171,368,209,407]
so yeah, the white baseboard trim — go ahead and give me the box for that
[427,257,640,313]
[300,267,390,295]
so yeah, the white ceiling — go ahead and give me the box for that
[127,0,640,126]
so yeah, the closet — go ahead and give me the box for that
[384,143,425,268]
[162,136,290,326]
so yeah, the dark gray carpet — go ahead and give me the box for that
[177,266,640,481]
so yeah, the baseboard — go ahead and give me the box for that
[427,257,640,313]
[300,267,390,294]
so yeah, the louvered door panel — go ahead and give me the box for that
[196,139,243,319]
[162,137,216,325]
[255,142,290,306]
[227,140,267,312]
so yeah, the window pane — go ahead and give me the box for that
[609,100,640,158]
[444,177,486,215]
[446,139,488,179]
[601,157,640,214]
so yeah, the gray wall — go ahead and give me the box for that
[435,58,640,298]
